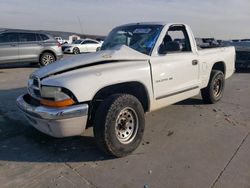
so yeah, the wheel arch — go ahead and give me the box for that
[39,50,57,61]
[73,46,81,53]
[211,61,226,75]
[93,81,150,112]
[87,81,150,127]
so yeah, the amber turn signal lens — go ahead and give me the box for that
[41,98,75,107]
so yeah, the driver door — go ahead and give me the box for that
[80,41,88,52]
[150,25,200,101]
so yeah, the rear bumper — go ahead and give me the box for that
[16,94,88,138]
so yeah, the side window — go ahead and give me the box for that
[39,34,49,41]
[19,33,36,42]
[82,40,90,44]
[36,34,42,41]
[89,40,98,44]
[83,40,98,44]
[159,26,191,54]
[0,32,18,43]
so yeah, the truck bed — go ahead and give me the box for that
[198,46,235,79]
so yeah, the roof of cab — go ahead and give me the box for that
[118,22,167,27]
[116,22,187,28]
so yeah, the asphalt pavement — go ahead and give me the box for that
[0,58,250,188]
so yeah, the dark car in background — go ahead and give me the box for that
[0,29,63,66]
[195,38,220,49]
[222,40,250,69]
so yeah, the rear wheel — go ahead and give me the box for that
[93,94,145,157]
[39,52,55,66]
[201,70,225,104]
[73,47,80,54]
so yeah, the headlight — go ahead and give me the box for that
[41,86,68,101]
[40,86,75,107]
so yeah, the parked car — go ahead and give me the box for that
[62,38,102,54]
[241,39,250,42]
[235,49,250,69]
[196,38,220,48]
[55,37,68,44]
[17,22,235,157]
[55,36,70,44]
[222,41,250,69]
[0,29,63,66]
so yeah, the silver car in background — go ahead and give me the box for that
[0,29,63,66]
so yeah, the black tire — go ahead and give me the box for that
[201,70,225,104]
[96,47,101,52]
[93,94,145,157]
[39,52,56,66]
[73,47,80,54]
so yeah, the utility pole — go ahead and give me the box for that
[77,16,84,36]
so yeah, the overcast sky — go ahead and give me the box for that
[0,0,250,39]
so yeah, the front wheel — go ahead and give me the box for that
[201,70,225,104]
[73,47,80,54]
[93,94,145,157]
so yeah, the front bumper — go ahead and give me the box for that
[16,94,89,138]
[63,47,73,53]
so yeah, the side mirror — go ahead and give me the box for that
[158,41,181,54]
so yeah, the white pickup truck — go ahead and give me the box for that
[17,22,235,157]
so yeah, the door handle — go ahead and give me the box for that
[10,44,16,47]
[192,60,198,65]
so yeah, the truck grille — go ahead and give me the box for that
[28,76,41,99]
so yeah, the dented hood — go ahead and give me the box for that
[33,45,149,78]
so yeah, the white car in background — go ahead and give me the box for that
[55,37,64,44]
[62,39,102,54]
[55,37,69,44]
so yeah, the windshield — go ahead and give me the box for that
[101,24,163,55]
[73,40,83,44]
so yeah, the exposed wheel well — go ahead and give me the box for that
[87,82,149,127]
[212,61,226,74]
